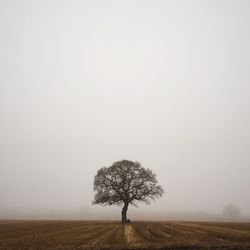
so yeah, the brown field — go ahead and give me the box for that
[0,220,250,250]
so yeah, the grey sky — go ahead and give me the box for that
[0,0,250,217]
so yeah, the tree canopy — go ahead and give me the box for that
[93,160,164,223]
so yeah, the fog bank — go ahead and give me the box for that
[0,0,250,219]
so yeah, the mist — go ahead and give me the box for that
[0,0,250,220]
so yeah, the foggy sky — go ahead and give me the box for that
[0,0,250,218]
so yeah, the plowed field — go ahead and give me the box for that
[0,220,249,249]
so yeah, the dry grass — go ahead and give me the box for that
[0,220,249,249]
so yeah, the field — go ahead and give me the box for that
[0,220,250,250]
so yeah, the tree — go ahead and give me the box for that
[93,160,164,223]
[223,204,240,220]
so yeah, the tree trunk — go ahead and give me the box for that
[121,202,129,223]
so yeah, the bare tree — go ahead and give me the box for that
[93,160,164,223]
[223,204,240,220]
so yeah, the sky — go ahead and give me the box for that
[0,0,250,218]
